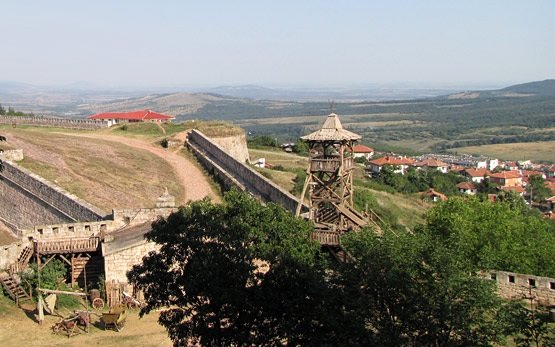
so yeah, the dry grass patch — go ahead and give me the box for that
[3,128,185,210]
[450,142,555,163]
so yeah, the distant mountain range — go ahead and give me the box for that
[444,79,555,100]
[0,79,554,117]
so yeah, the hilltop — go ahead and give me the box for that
[446,79,555,99]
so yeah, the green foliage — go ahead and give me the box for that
[119,124,128,131]
[128,191,363,346]
[247,135,278,148]
[339,229,504,346]
[372,166,464,195]
[0,104,5,115]
[292,139,309,156]
[0,134,5,172]
[500,300,555,347]
[26,259,67,291]
[527,174,551,202]
[291,169,306,195]
[354,156,369,165]
[423,197,555,276]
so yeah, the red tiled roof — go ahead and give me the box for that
[465,168,490,178]
[456,182,476,190]
[522,170,543,178]
[88,110,174,121]
[414,158,448,168]
[369,156,415,166]
[421,188,448,201]
[549,165,555,173]
[490,170,522,179]
[500,185,525,193]
[352,144,374,153]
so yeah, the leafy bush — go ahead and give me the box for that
[160,138,169,148]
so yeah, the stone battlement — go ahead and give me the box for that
[0,115,109,130]
[482,270,555,306]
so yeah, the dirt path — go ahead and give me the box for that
[64,132,220,203]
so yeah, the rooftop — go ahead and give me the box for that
[88,109,174,121]
[300,113,361,142]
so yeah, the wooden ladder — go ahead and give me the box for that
[0,272,32,306]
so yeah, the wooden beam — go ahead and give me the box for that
[40,254,57,270]
[37,288,87,296]
[59,254,71,266]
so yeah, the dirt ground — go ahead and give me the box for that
[0,300,172,347]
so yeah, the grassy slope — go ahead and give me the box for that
[1,125,186,210]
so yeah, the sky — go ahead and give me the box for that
[1,0,554,89]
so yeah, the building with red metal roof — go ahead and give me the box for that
[88,110,174,126]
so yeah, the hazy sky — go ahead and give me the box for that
[1,0,554,88]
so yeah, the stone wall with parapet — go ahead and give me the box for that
[210,134,250,163]
[0,173,74,229]
[103,238,159,284]
[187,129,306,214]
[0,115,109,130]
[111,207,177,227]
[0,149,23,161]
[482,270,555,306]
[21,220,114,240]
[0,161,107,226]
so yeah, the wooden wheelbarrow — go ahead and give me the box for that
[100,304,127,332]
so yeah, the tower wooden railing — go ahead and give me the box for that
[35,237,100,254]
[309,157,354,172]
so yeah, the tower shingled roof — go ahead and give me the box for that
[300,113,361,142]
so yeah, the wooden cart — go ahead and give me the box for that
[101,304,127,331]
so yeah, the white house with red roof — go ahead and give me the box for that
[489,170,522,187]
[463,168,490,183]
[456,181,477,195]
[352,144,374,160]
[414,158,449,174]
[88,110,174,126]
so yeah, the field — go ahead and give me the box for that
[449,141,555,163]
[0,296,171,347]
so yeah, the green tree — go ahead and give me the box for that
[339,229,504,346]
[527,174,550,203]
[424,197,555,276]
[292,139,309,156]
[0,134,6,171]
[127,190,366,346]
[0,103,6,115]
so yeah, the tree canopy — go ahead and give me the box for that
[422,196,555,277]
[128,190,544,346]
[128,190,365,346]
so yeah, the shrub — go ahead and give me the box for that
[160,138,169,148]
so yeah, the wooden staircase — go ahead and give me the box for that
[8,246,33,275]
[0,272,32,305]
[71,254,104,287]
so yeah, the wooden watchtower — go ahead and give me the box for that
[296,113,372,247]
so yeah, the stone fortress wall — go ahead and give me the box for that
[484,270,555,306]
[1,161,107,227]
[0,115,109,130]
[187,129,306,214]
[0,149,24,161]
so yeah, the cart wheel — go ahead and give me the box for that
[92,297,104,309]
